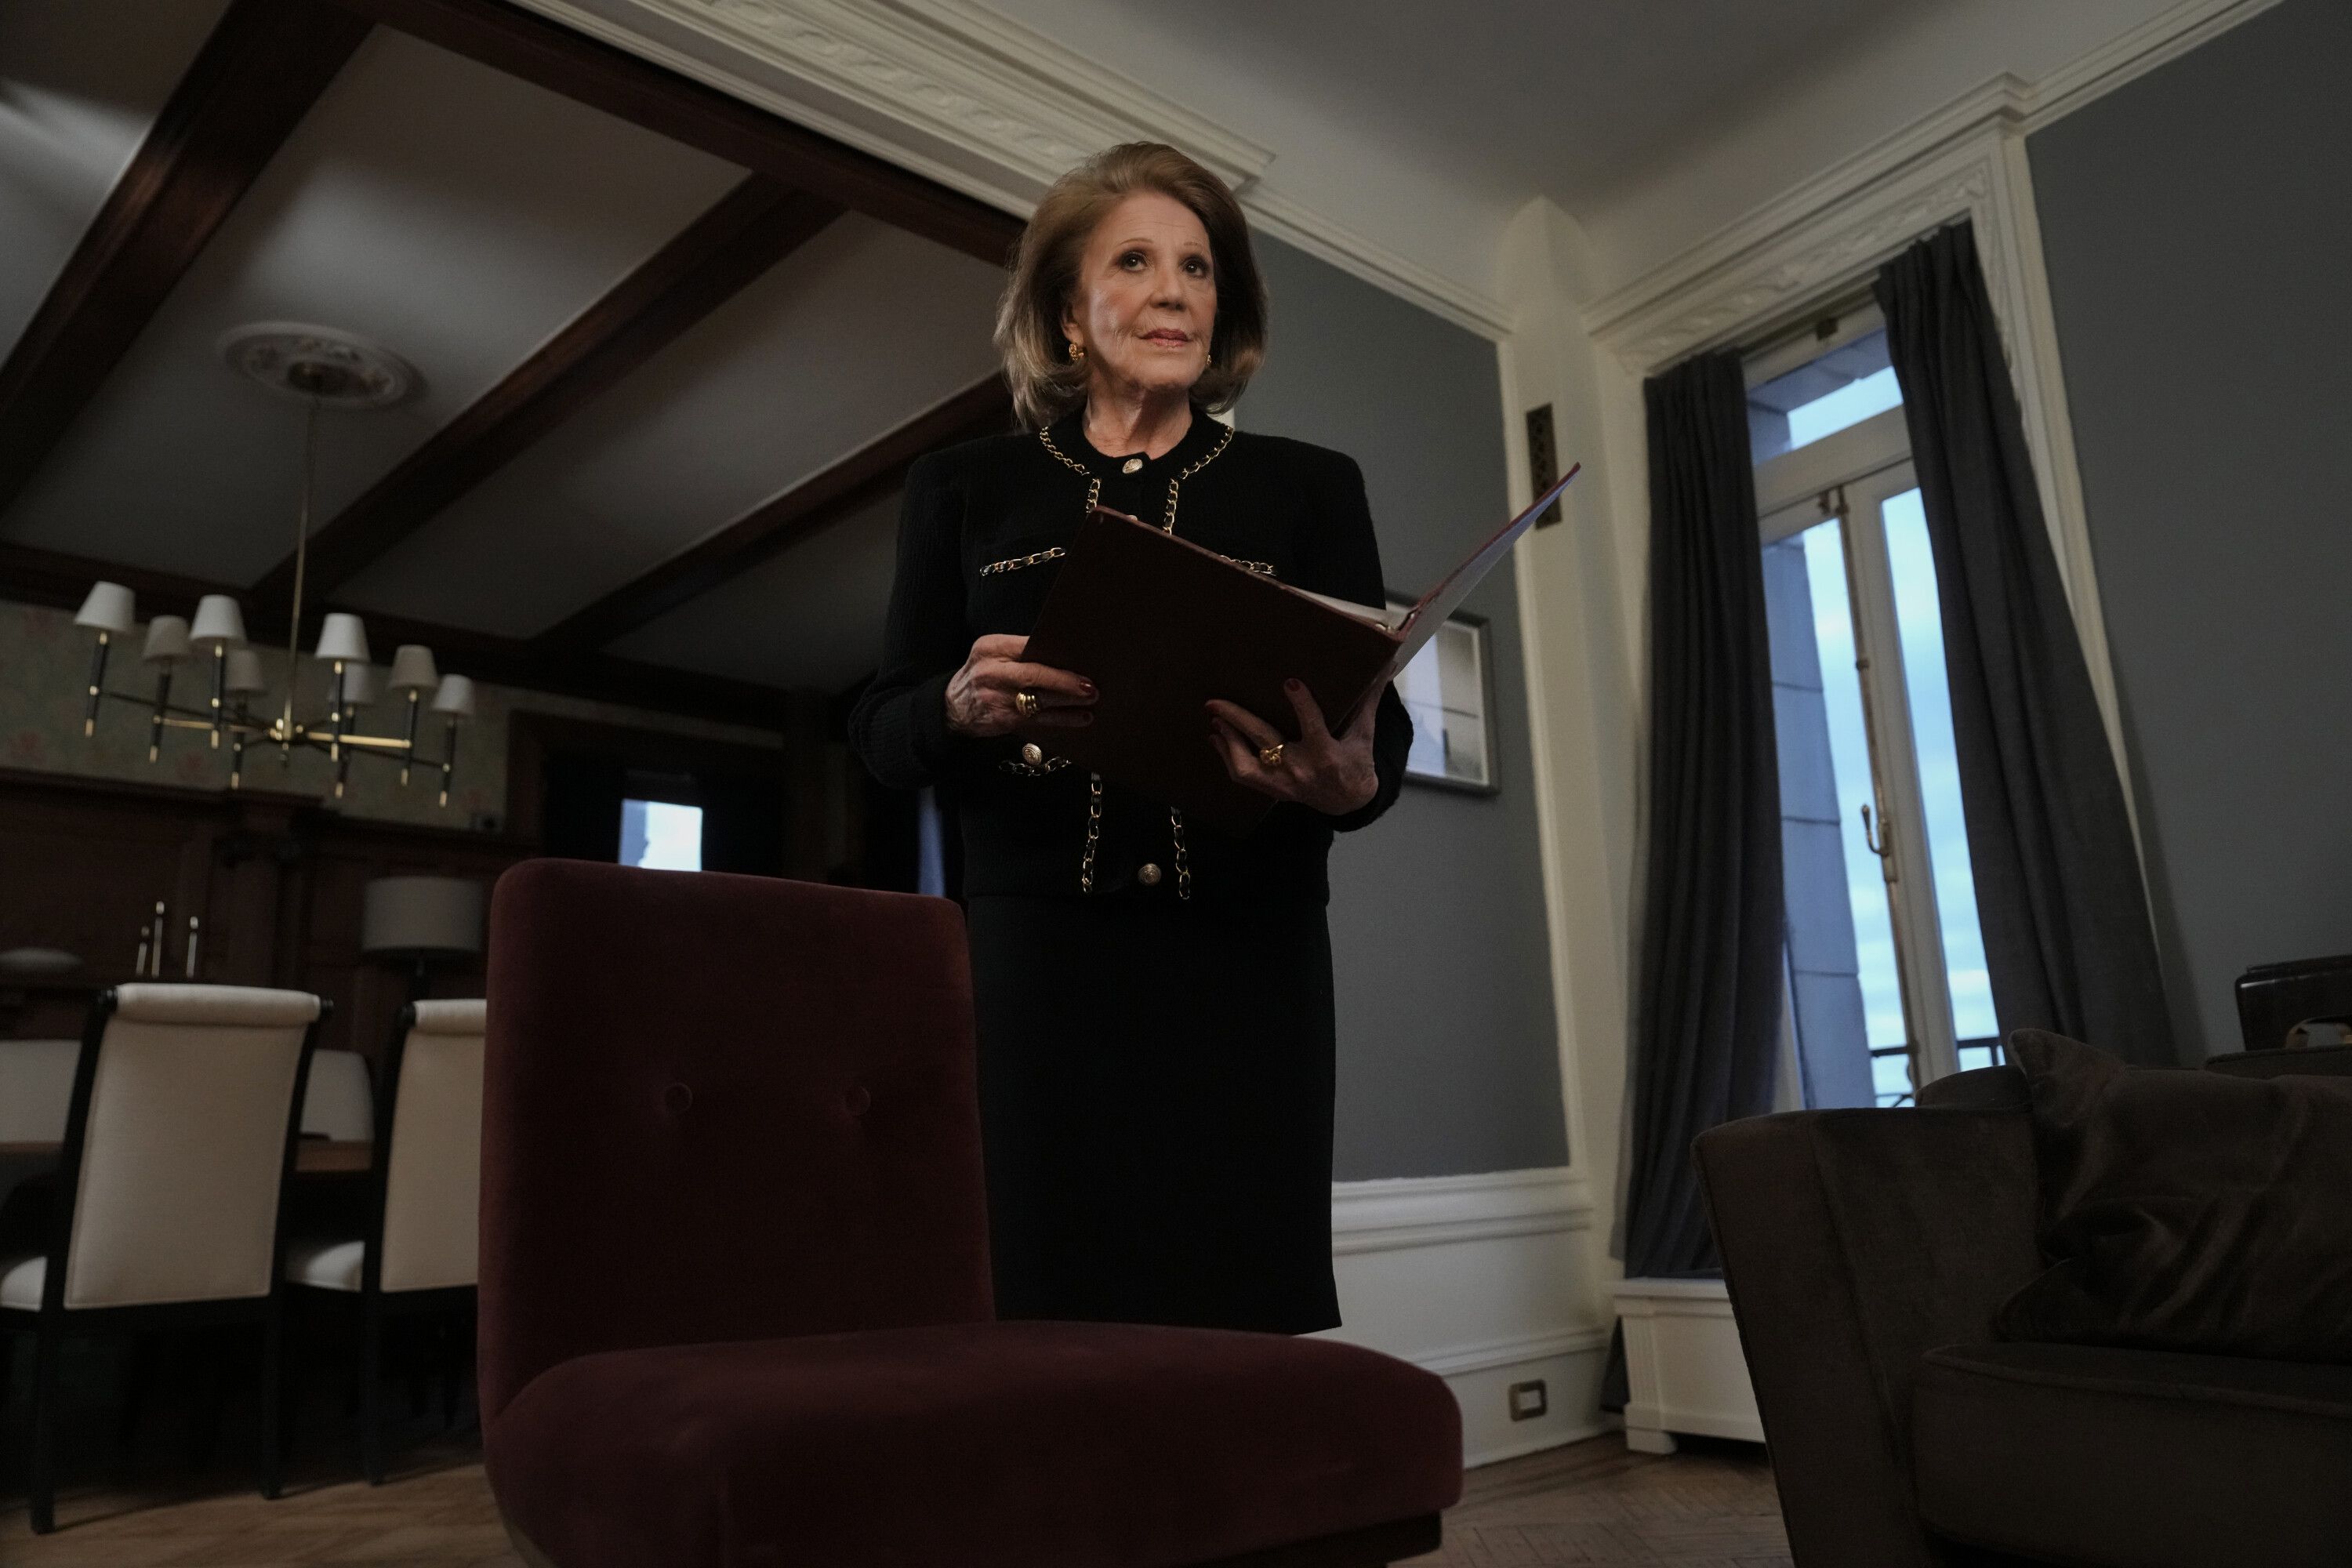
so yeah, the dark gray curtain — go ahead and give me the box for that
[1875,223,2175,1065]
[1624,349,1785,1278]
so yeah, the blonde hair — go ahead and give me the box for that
[994,142,1268,430]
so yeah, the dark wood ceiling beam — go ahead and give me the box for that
[323,0,1024,266]
[0,543,794,731]
[529,375,1012,662]
[0,0,371,519]
[254,176,843,606]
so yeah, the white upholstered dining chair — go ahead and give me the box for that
[285,997,484,1483]
[0,983,325,1534]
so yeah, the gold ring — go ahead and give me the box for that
[1258,741,1286,768]
[1014,690,1040,719]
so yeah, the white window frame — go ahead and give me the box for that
[1755,366,1965,1094]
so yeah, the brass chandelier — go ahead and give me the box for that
[71,325,474,805]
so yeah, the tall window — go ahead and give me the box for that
[1751,310,1996,1108]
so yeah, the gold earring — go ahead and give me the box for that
[1067,340,1085,363]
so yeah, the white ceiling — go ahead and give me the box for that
[984,0,1947,220]
[341,212,1003,639]
[0,5,1000,699]
[0,0,230,360]
[2,24,746,583]
[608,487,902,691]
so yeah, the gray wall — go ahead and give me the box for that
[1239,235,1569,1178]
[2027,0,2352,1058]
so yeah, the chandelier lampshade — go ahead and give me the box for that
[141,616,192,663]
[74,582,136,636]
[189,594,248,648]
[340,660,377,707]
[223,648,269,694]
[387,644,439,691]
[429,673,476,717]
[314,612,370,665]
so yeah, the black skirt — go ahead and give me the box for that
[966,895,1340,1335]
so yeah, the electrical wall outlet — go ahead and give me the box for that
[1508,1378,1548,1421]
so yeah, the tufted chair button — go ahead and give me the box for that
[844,1084,871,1116]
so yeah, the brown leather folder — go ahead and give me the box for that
[1022,463,1580,838]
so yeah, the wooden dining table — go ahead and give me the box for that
[0,1139,372,1174]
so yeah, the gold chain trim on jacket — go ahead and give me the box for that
[980,547,1067,576]
[1040,421,1235,903]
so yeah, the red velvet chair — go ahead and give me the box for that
[481,861,1461,1568]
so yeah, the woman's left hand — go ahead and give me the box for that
[1207,680,1378,816]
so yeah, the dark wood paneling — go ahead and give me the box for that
[252,179,846,605]
[0,0,370,519]
[322,0,1022,266]
[531,375,1013,660]
[0,768,532,1058]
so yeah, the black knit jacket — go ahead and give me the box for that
[848,405,1414,906]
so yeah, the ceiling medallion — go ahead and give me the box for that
[216,321,420,408]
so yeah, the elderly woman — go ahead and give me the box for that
[848,141,1411,1335]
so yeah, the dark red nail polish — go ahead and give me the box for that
[1285,678,1302,693]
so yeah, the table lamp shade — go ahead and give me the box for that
[142,615,192,662]
[75,582,136,635]
[190,594,248,648]
[361,876,485,959]
[387,644,439,691]
[315,612,371,665]
[224,648,270,693]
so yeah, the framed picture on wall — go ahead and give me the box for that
[1389,604,1497,793]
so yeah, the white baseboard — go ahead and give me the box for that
[1323,1167,1610,1468]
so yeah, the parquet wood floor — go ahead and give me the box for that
[0,1432,1789,1566]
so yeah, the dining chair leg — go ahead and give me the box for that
[260,1301,285,1501]
[29,1320,61,1535]
[361,1293,385,1486]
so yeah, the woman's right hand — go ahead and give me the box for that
[944,634,1096,738]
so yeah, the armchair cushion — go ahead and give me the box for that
[1998,1030,2352,1362]
[487,1319,1462,1568]
[1914,1341,2352,1567]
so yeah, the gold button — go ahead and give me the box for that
[1020,742,1043,766]
[1120,457,1143,474]
[1137,862,1162,887]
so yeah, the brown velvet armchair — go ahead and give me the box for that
[1694,1061,2352,1568]
[480,860,1462,1568]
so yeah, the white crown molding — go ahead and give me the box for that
[1330,1166,1593,1255]
[505,0,1515,338]
[2025,0,2284,129]
[1584,0,2279,351]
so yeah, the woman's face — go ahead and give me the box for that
[1062,191,1216,403]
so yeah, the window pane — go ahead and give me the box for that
[1881,489,1998,1062]
[1763,518,1913,1108]
[621,798,704,871]
[1748,328,1901,460]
